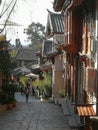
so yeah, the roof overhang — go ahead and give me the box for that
[77,104,96,117]
[46,10,64,37]
[31,64,43,75]
[53,0,84,12]
[53,0,65,12]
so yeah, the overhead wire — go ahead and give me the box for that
[0,0,7,17]
[0,0,14,18]
[0,0,18,33]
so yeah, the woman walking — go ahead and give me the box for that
[25,84,30,103]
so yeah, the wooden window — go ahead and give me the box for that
[81,0,95,54]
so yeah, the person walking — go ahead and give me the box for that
[36,86,40,98]
[25,84,30,103]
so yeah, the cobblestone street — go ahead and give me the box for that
[0,93,72,130]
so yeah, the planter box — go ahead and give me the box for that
[0,104,7,112]
[12,101,17,107]
[7,103,13,110]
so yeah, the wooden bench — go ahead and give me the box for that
[57,98,84,129]
[54,98,84,129]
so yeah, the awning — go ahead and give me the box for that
[77,105,96,116]
[53,0,65,12]
[25,73,39,78]
[30,64,41,74]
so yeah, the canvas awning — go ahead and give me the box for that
[77,105,96,116]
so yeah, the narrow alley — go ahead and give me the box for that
[0,92,73,130]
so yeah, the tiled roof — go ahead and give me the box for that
[77,105,96,116]
[46,10,64,36]
[15,49,38,61]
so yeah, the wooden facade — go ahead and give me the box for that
[45,11,64,98]
[54,0,97,104]
[53,0,97,129]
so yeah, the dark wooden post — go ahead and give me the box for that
[84,117,92,130]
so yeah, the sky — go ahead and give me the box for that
[15,0,54,26]
[0,0,54,45]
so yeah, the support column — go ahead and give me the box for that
[95,0,98,115]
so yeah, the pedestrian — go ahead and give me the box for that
[20,84,24,95]
[36,86,40,98]
[25,84,30,103]
[32,87,35,96]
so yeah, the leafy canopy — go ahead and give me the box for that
[26,22,46,50]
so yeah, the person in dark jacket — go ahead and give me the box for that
[25,85,30,103]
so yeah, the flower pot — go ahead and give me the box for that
[0,104,7,112]
[12,100,17,107]
[7,103,13,110]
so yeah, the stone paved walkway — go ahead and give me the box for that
[0,93,73,130]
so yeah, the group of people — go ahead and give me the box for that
[19,82,41,103]
[25,85,41,102]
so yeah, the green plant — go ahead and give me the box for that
[41,72,52,97]
[9,83,18,98]
[0,93,7,105]
[58,90,65,98]
[0,50,11,73]
[7,96,14,104]
[2,83,18,102]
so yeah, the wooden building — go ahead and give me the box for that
[45,11,65,98]
[15,49,38,67]
[53,0,97,129]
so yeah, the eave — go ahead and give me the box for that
[53,0,85,12]
[77,104,96,117]
[53,0,65,12]
[63,0,84,11]
[46,10,64,37]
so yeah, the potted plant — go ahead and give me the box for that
[0,93,7,112]
[2,83,18,109]
[58,90,65,98]
[7,96,14,110]
[8,83,18,108]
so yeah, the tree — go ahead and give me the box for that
[0,50,11,73]
[41,71,52,97]
[26,22,46,50]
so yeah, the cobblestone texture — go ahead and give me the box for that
[0,93,75,130]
